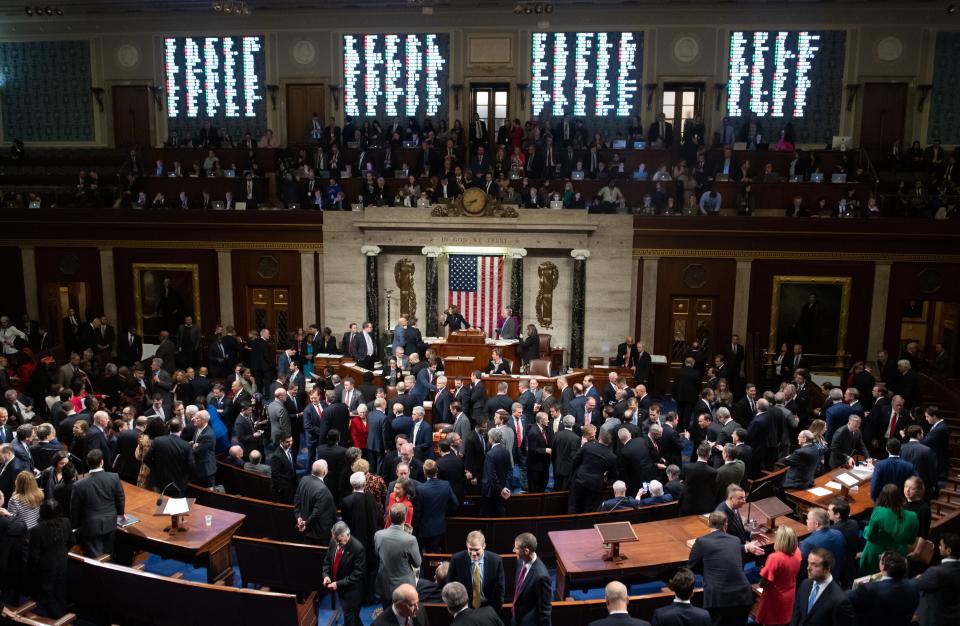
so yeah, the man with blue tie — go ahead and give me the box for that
[870,438,916,501]
[410,406,435,462]
[790,549,853,626]
[448,531,506,615]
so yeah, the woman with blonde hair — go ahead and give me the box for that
[808,418,828,475]
[755,524,802,625]
[352,458,387,519]
[8,470,45,529]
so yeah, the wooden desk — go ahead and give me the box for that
[785,466,874,518]
[549,514,807,600]
[428,333,519,375]
[117,482,245,584]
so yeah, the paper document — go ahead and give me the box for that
[163,497,190,516]
[825,481,843,490]
[807,487,834,497]
[836,473,859,487]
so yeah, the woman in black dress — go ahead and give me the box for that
[519,324,540,370]
[28,500,74,618]
[441,305,469,333]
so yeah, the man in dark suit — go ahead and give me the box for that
[589,581,650,626]
[829,415,870,469]
[723,336,745,394]
[525,413,553,493]
[85,411,112,469]
[70,449,125,558]
[895,359,920,409]
[269,433,299,503]
[781,430,820,490]
[922,407,950,482]
[372,583,428,626]
[120,327,143,367]
[463,421,488,488]
[190,410,217,487]
[113,417,146,484]
[322,521,366,626]
[341,323,362,359]
[448,530,506,615]
[511,532,552,626]
[901,425,938,500]
[569,427,617,513]
[680,442,718,516]
[870,438,916,501]
[651,568,711,626]
[615,335,636,368]
[317,429,348,504]
[142,418,194,496]
[294,459,337,545]
[790,548,853,626]
[552,415,581,491]
[617,427,660,497]
[916,532,960,626]
[847,550,919,626]
[672,357,702,426]
[647,113,674,148]
[468,371,487,423]
[687,511,754,626]
[416,459,460,552]
[437,439,467,504]
[634,343,653,387]
[432,377,454,425]
[440,581,504,625]
[248,329,273,395]
[486,383,514,418]
[320,390,351,447]
[481,429,511,517]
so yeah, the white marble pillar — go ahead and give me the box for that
[301,251,317,326]
[21,246,38,319]
[628,257,640,337]
[639,256,659,353]
[99,248,118,332]
[217,250,234,325]
[868,262,892,358]
[732,259,753,340]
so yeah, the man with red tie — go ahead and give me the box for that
[511,532,552,625]
[323,521,366,626]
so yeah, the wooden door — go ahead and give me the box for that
[40,282,90,347]
[662,83,705,142]
[469,83,509,154]
[860,83,907,153]
[669,296,715,366]
[112,85,151,148]
[248,286,290,341]
[286,84,325,145]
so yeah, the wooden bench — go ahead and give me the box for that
[0,602,75,626]
[66,553,315,626]
[216,460,274,501]
[233,535,328,596]
[461,489,613,517]
[423,589,703,626]
[443,501,679,555]
[187,484,300,542]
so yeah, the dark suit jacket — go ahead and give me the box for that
[416,478,459,538]
[321,536,366,609]
[618,437,658,495]
[870,456,916,501]
[782,444,820,489]
[451,606,503,625]
[317,443,348,502]
[917,560,960,626]
[192,425,217,479]
[650,601,711,626]
[448,550,506,614]
[829,426,868,469]
[513,558,552,626]
[901,440,938,496]
[634,352,653,385]
[680,461,717,515]
[589,612,652,626]
[463,430,487,483]
[371,605,429,625]
[269,447,298,500]
[69,470,125,537]
[672,367,702,404]
[481,444,511,497]
[294,475,336,542]
[687,530,752,609]
[921,421,950,479]
[469,383,487,421]
[436,452,466,503]
[142,434,194,495]
[84,426,111,469]
[847,577,920,626]
[432,388,453,425]
[112,428,142,483]
[790,578,852,626]
[571,441,617,490]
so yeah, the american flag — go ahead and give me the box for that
[448,254,504,337]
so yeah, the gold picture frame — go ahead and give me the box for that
[768,275,851,370]
[132,263,201,339]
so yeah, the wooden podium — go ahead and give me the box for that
[744,497,793,532]
[430,329,519,375]
[595,521,639,563]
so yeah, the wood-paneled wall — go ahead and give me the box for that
[230,250,303,336]
[883,262,960,354]
[0,247,25,320]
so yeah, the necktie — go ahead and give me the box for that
[344,391,351,407]
[807,581,820,612]
[286,448,292,465]
[541,427,547,443]
[472,561,482,608]
[515,419,523,447]
[512,565,528,616]
[584,411,591,426]
[413,421,420,444]
[795,355,800,368]
[332,545,343,579]
[889,411,898,438]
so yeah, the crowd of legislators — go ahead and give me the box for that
[1,303,958,623]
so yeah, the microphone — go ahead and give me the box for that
[156,482,180,506]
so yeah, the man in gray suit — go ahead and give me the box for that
[70,449,125,558]
[374,502,422,609]
[268,387,291,445]
[149,357,173,405]
[155,330,177,374]
[190,409,217,487]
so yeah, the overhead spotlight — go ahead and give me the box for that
[523,5,533,13]
[534,3,543,14]
[54,6,62,14]
[24,7,32,15]
[34,6,43,16]
[544,3,554,13]
[949,4,957,14]
[44,6,53,15]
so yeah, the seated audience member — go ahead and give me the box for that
[597,480,640,511]
[639,479,673,506]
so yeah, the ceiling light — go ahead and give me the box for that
[54,7,62,14]
[45,6,54,15]
[544,4,554,13]
[523,5,532,13]
[534,3,543,13]
[24,7,32,15]
[34,7,43,16]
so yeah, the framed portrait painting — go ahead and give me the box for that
[768,275,851,369]
[132,263,201,341]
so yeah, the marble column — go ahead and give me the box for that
[570,249,590,369]
[732,259,753,340]
[362,246,382,341]
[639,256,659,353]
[509,248,527,321]
[21,246,38,319]
[300,251,317,326]
[422,246,442,337]
[216,250,234,325]
[629,256,641,337]
[99,248,118,345]
[868,261,892,359]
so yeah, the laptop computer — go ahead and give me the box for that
[633,141,647,150]
[810,172,824,183]
[317,170,331,179]
[211,201,225,210]
[417,198,430,208]
[549,200,563,209]
[789,174,803,183]
[571,171,585,180]
[831,173,847,183]
[394,170,407,179]
[28,200,40,208]
[350,203,363,211]
[611,139,627,149]
[235,201,247,210]
[224,169,236,177]
[402,140,418,149]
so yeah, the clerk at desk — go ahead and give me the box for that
[487,348,512,376]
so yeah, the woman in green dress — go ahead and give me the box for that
[859,483,919,575]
